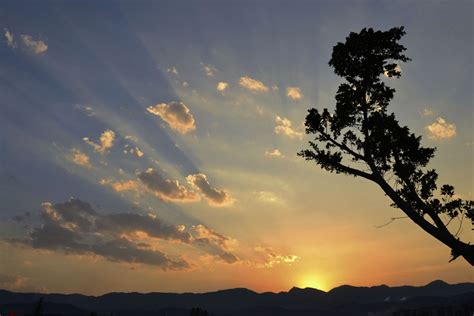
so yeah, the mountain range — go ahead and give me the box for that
[1,280,473,315]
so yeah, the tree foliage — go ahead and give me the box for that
[299,27,474,265]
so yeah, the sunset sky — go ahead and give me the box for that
[0,0,472,295]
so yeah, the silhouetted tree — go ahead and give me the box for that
[189,307,209,316]
[33,297,43,316]
[298,27,474,264]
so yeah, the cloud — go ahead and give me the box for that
[239,76,269,93]
[265,149,284,158]
[0,274,28,290]
[138,168,200,202]
[201,63,217,77]
[192,224,238,263]
[274,116,304,139]
[426,117,456,140]
[6,199,240,268]
[20,34,48,54]
[254,191,284,204]
[147,102,196,134]
[217,81,229,92]
[123,144,144,158]
[75,104,95,117]
[8,199,191,270]
[286,87,303,100]
[68,148,91,168]
[254,246,299,268]
[83,129,116,154]
[186,173,233,206]
[110,180,140,192]
[4,28,16,48]
[421,108,435,116]
[167,66,178,75]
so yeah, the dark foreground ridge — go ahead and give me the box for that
[0,280,473,315]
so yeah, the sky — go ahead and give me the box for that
[0,0,472,295]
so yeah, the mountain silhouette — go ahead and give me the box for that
[0,281,473,315]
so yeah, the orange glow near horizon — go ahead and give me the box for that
[296,274,329,291]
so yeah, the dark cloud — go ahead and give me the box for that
[186,173,233,206]
[138,168,200,202]
[10,199,190,270]
[192,224,239,264]
[147,102,196,134]
[7,199,240,268]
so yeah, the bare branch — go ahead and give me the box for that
[375,216,408,228]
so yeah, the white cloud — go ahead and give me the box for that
[147,101,196,134]
[286,87,303,100]
[239,76,269,93]
[217,81,229,92]
[167,66,178,75]
[123,144,144,158]
[254,246,299,268]
[83,129,116,154]
[254,191,283,204]
[421,108,435,116]
[69,148,91,168]
[265,149,284,158]
[426,117,456,140]
[186,173,233,206]
[274,116,304,139]
[20,34,48,54]
[4,28,15,48]
[201,63,217,77]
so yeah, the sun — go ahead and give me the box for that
[297,275,328,291]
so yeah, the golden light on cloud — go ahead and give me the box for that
[426,117,456,140]
[239,76,269,93]
[286,87,303,100]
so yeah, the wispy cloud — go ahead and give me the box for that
[286,87,303,100]
[274,116,303,139]
[123,144,144,158]
[421,108,435,116]
[201,63,217,77]
[167,66,178,75]
[20,34,48,54]
[254,246,299,268]
[426,117,456,140]
[147,102,196,134]
[265,149,284,158]
[187,173,233,206]
[68,148,91,168]
[239,76,269,93]
[192,224,238,263]
[4,28,16,48]
[83,130,116,154]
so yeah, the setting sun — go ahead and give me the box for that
[297,275,328,291]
